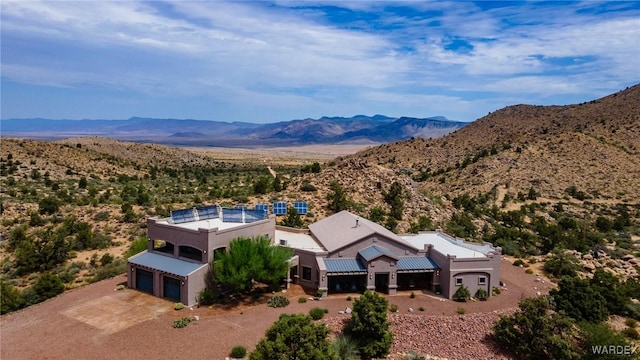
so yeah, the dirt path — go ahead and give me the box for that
[1,259,553,360]
[267,166,276,178]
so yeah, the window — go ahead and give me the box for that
[455,278,463,286]
[302,266,312,281]
[478,276,487,285]
[153,239,174,255]
[179,245,202,262]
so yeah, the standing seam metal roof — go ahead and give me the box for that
[358,244,399,261]
[323,258,367,273]
[397,257,440,271]
[128,251,206,277]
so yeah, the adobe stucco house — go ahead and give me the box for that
[279,211,502,299]
[128,207,500,305]
[127,206,275,306]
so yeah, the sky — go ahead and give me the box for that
[1,1,639,123]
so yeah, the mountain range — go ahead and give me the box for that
[0,115,466,146]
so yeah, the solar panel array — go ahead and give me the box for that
[254,204,269,214]
[273,202,287,216]
[221,208,244,223]
[171,208,197,224]
[244,209,267,223]
[234,205,248,211]
[196,205,219,220]
[293,201,308,215]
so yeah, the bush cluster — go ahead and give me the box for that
[173,317,191,328]
[267,295,290,308]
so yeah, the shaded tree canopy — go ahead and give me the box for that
[213,236,292,293]
[250,313,335,360]
[345,290,393,360]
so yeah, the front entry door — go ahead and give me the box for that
[375,273,389,293]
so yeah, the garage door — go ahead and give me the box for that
[136,269,154,294]
[163,276,181,302]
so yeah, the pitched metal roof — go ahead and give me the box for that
[324,258,367,274]
[128,251,207,277]
[358,244,398,261]
[397,257,440,272]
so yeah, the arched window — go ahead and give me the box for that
[179,245,203,262]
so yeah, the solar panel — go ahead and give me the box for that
[171,208,197,224]
[254,204,269,214]
[221,208,244,223]
[234,205,248,211]
[196,205,219,220]
[293,201,308,215]
[244,209,267,223]
[273,202,287,216]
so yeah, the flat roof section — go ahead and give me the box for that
[275,229,326,253]
[128,251,207,277]
[154,217,249,231]
[401,232,488,258]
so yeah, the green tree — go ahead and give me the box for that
[250,313,335,360]
[281,207,303,228]
[22,273,65,306]
[551,276,609,323]
[384,181,404,220]
[78,176,88,189]
[594,216,613,233]
[214,236,291,293]
[368,207,386,224]
[408,215,433,233]
[345,290,393,360]
[493,296,579,360]
[272,175,282,192]
[0,280,23,314]
[543,248,580,277]
[590,269,626,315]
[327,181,350,213]
[253,176,272,195]
[38,196,60,215]
[311,162,321,173]
[579,322,635,360]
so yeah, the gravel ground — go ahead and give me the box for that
[1,258,553,359]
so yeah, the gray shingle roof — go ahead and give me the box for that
[324,258,367,273]
[397,257,440,272]
[128,251,206,277]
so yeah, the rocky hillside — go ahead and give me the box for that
[293,85,639,216]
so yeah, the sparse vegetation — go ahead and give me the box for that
[266,295,290,308]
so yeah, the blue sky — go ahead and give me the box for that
[1,1,639,123]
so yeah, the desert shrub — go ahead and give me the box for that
[622,327,640,340]
[91,258,126,282]
[93,211,110,221]
[475,288,489,300]
[525,268,534,274]
[456,306,466,315]
[199,288,216,306]
[389,304,399,313]
[418,306,425,312]
[410,291,416,299]
[551,276,609,323]
[346,296,352,301]
[100,253,114,266]
[544,248,580,277]
[309,307,325,320]
[492,287,501,295]
[315,289,324,298]
[625,318,638,328]
[267,295,290,308]
[251,313,332,360]
[174,302,185,310]
[125,237,148,258]
[513,259,525,267]
[298,297,307,304]
[230,345,247,358]
[173,317,191,328]
[300,182,317,192]
[453,285,470,302]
